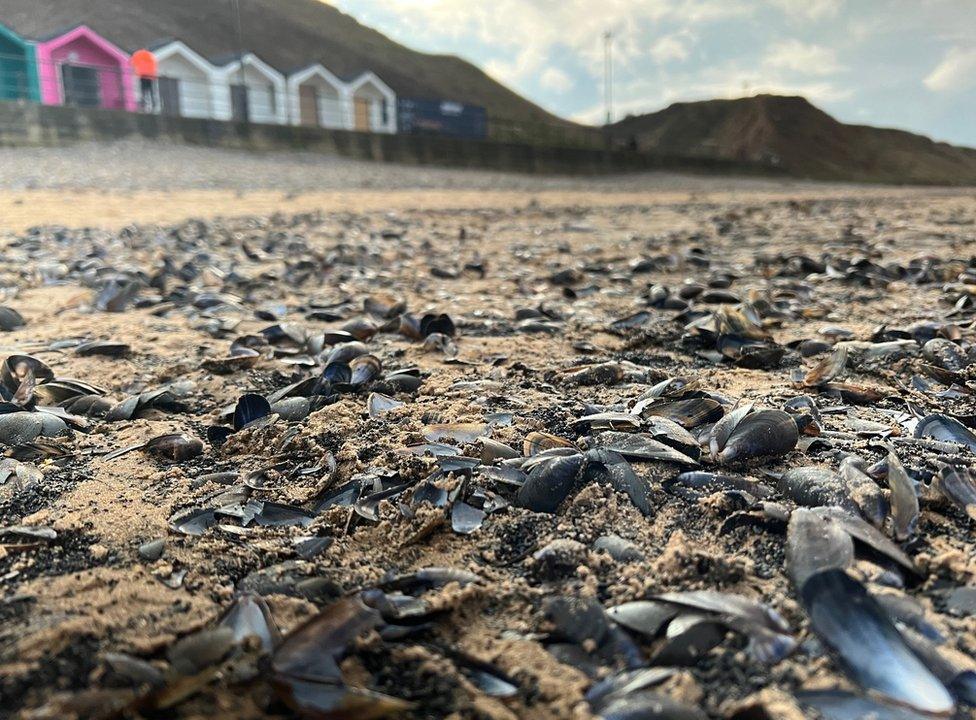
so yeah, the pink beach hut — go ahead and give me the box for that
[35,25,136,111]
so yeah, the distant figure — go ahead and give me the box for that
[131,49,158,112]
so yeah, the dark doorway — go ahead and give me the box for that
[230,83,249,122]
[158,76,181,117]
[61,64,100,107]
[299,85,319,126]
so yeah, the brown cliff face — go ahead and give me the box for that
[609,95,976,184]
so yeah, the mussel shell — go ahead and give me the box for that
[802,346,847,386]
[366,393,402,418]
[0,412,44,446]
[339,317,378,341]
[915,414,976,452]
[364,294,406,319]
[591,431,698,465]
[777,467,859,514]
[636,397,723,429]
[800,569,953,715]
[523,431,575,457]
[219,593,282,652]
[606,601,677,638]
[74,340,130,358]
[385,371,424,393]
[797,689,938,720]
[63,394,113,417]
[515,453,586,513]
[584,448,653,515]
[419,313,455,338]
[935,466,976,520]
[233,393,272,431]
[349,354,381,386]
[922,338,968,373]
[321,362,352,384]
[786,507,854,590]
[838,456,888,527]
[1,355,54,394]
[717,409,798,463]
[886,451,919,541]
[717,336,785,369]
[0,306,25,332]
[324,342,368,366]
[145,433,204,463]
[597,690,708,720]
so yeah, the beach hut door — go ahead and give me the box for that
[299,85,320,126]
[158,77,181,117]
[62,65,100,107]
[231,84,249,122]
[354,97,370,131]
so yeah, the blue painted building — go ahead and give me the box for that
[0,22,39,101]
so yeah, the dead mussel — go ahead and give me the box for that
[710,408,798,464]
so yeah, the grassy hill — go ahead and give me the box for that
[1,0,571,128]
[607,95,976,185]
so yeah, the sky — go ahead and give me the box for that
[329,0,976,147]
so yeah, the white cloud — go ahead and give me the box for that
[540,67,573,93]
[924,46,976,92]
[333,0,748,91]
[763,39,842,76]
[651,33,693,63]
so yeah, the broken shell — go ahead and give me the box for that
[934,465,976,520]
[591,431,698,465]
[523,431,576,456]
[914,414,976,452]
[886,450,919,542]
[838,456,888,527]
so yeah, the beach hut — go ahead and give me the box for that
[286,63,346,129]
[346,72,396,134]
[212,52,287,125]
[149,40,220,119]
[35,25,135,111]
[0,22,39,102]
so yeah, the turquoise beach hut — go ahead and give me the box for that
[0,22,39,102]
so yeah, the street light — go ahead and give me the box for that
[603,30,613,125]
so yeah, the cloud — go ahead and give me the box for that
[540,67,573,93]
[650,33,693,63]
[924,46,976,92]
[331,0,976,146]
[763,39,842,76]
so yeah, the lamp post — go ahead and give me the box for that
[603,30,613,125]
[231,0,249,123]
